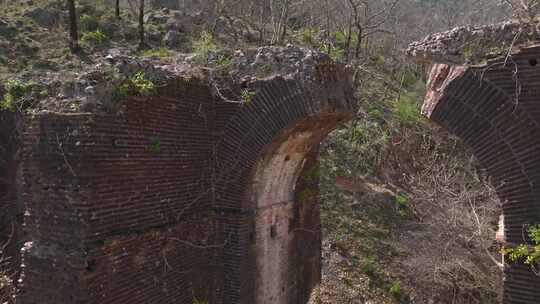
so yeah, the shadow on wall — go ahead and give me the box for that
[0,111,23,301]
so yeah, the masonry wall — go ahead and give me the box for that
[17,80,224,304]
[9,46,540,304]
[9,45,540,303]
[7,59,356,304]
[425,45,540,303]
[214,68,356,303]
[0,111,23,293]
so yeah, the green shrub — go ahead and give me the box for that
[38,89,49,98]
[149,138,161,153]
[292,27,319,46]
[390,281,403,298]
[392,98,420,125]
[80,14,100,32]
[333,30,347,45]
[394,194,409,217]
[112,71,156,103]
[258,63,273,76]
[369,54,386,66]
[298,188,317,202]
[215,54,232,73]
[192,31,217,63]
[1,79,31,110]
[112,83,130,103]
[1,272,15,304]
[503,224,540,265]
[81,30,107,45]
[333,30,359,49]
[140,47,171,58]
[241,89,256,104]
[129,71,155,95]
[401,68,420,88]
[361,257,376,276]
[320,44,345,63]
[367,104,384,121]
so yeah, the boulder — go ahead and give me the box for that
[99,21,120,37]
[147,31,164,46]
[170,13,203,33]
[25,7,60,28]
[144,11,169,25]
[164,30,181,48]
[150,0,179,10]
[165,19,179,32]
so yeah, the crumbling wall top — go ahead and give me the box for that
[407,19,540,65]
[7,46,345,115]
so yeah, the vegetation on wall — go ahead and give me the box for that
[503,224,540,271]
[0,270,15,304]
[0,80,31,111]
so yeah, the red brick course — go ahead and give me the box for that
[425,45,540,303]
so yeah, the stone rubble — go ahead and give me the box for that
[7,46,336,114]
[407,19,540,64]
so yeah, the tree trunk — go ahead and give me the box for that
[259,1,265,43]
[138,0,146,49]
[279,0,290,44]
[344,18,353,61]
[67,0,79,53]
[354,25,362,59]
[325,0,331,41]
[115,0,120,19]
[206,0,218,33]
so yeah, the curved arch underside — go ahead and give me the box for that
[425,45,540,303]
[215,71,357,303]
[247,116,348,304]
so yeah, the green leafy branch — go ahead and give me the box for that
[1,79,31,111]
[502,224,540,272]
[112,71,156,103]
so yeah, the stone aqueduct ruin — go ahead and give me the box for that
[1,23,540,304]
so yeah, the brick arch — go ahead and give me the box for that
[215,72,357,303]
[424,45,540,303]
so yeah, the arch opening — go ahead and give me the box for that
[246,114,350,304]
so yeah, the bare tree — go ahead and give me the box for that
[116,0,121,19]
[503,0,540,20]
[344,0,399,60]
[67,0,79,53]
[269,0,291,44]
[138,0,147,49]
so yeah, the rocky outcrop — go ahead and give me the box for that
[24,7,61,28]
